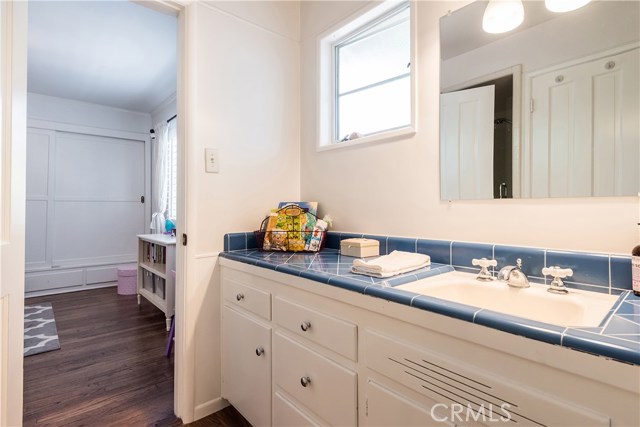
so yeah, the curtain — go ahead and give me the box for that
[150,122,169,234]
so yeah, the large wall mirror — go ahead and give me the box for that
[439,0,639,200]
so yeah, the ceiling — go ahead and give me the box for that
[28,0,177,114]
[440,1,565,60]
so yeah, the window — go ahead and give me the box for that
[319,1,413,149]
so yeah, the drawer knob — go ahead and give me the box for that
[300,321,311,332]
[236,293,244,301]
[300,376,311,387]
[255,347,265,356]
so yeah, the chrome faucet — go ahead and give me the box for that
[542,266,573,294]
[471,258,497,281]
[498,258,530,288]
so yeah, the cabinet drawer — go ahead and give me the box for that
[273,332,357,427]
[274,296,357,361]
[273,391,322,427]
[223,278,271,320]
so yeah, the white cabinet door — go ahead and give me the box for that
[440,85,495,200]
[362,379,456,427]
[529,48,639,197]
[221,306,272,427]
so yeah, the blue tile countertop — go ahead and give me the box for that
[221,232,640,366]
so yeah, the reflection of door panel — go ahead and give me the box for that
[440,86,494,200]
[529,48,639,197]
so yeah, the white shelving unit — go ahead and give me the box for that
[137,234,176,331]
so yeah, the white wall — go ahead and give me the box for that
[299,1,638,255]
[28,92,152,133]
[151,92,177,126]
[182,1,300,420]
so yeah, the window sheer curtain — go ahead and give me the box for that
[150,122,169,234]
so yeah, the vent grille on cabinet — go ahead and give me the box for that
[389,357,548,427]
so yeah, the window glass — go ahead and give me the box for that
[335,4,411,141]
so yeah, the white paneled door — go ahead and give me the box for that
[440,85,495,200]
[26,129,146,292]
[528,48,639,198]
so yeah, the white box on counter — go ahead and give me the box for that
[340,238,380,258]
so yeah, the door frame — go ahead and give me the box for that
[0,1,28,425]
[443,64,523,199]
[1,0,196,424]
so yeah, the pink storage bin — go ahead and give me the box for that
[117,264,138,295]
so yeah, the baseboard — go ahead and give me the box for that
[25,282,117,299]
[193,397,229,422]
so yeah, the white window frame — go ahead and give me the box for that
[317,0,416,152]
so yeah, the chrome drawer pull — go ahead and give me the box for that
[300,321,311,332]
[300,376,311,387]
[236,293,244,301]
[255,347,264,356]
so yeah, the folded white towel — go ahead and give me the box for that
[351,250,431,278]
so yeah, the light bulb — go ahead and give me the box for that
[545,0,591,13]
[482,0,525,34]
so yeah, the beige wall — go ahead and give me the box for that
[183,1,300,420]
[300,0,639,255]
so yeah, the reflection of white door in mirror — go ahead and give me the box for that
[440,85,494,200]
[526,47,639,198]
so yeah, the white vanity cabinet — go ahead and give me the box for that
[221,278,272,427]
[221,268,358,427]
[220,259,640,427]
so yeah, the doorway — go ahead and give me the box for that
[23,0,179,424]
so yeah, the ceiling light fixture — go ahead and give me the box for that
[482,0,525,34]
[545,0,592,13]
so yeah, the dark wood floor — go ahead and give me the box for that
[24,287,251,427]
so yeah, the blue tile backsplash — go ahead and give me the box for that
[546,250,611,288]
[417,239,451,265]
[451,242,494,273]
[387,237,418,254]
[225,230,633,294]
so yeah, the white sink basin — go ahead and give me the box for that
[396,271,619,327]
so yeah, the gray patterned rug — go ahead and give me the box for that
[24,303,61,357]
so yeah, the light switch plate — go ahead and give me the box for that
[205,148,219,173]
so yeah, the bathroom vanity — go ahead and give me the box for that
[220,233,640,427]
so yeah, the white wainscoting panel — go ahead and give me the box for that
[25,200,48,266]
[26,126,146,294]
[25,269,84,293]
[52,201,142,266]
[85,266,119,285]
[26,129,51,196]
[54,132,144,200]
